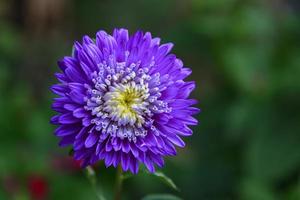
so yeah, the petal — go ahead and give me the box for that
[51,84,68,96]
[176,67,192,80]
[59,113,80,124]
[105,140,113,152]
[85,132,98,148]
[167,134,185,148]
[55,125,80,137]
[50,115,60,125]
[52,101,66,113]
[55,73,68,83]
[144,154,155,173]
[130,143,139,158]
[176,81,195,99]
[73,107,88,118]
[59,135,75,147]
[64,103,79,111]
[169,99,198,109]
[150,154,164,168]
[127,30,143,51]
[82,117,92,127]
[121,153,130,171]
[104,152,114,167]
[65,67,86,83]
[121,140,130,153]
[129,155,139,174]
[154,43,174,63]
[112,152,120,167]
[96,30,117,54]
[113,28,129,47]
[96,142,104,155]
[68,91,85,104]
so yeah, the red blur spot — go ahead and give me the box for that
[28,175,48,200]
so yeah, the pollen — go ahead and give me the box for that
[103,81,150,127]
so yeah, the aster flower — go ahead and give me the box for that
[51,29,199,174]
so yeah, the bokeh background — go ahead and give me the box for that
[1,0,300,199]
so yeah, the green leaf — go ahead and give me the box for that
[85,166,107,200]
[121,168,179,192]
[86,166,96,185]
[142,194,182,200]
[151,171,179,192]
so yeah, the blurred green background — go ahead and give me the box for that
[0,0,300,199]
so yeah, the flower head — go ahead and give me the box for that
[51,29,200,173]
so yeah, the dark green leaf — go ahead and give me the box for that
[151,171,179,192]
[86,166,96,185]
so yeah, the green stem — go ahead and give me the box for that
[114,166,123,200]
[86,166,106,200]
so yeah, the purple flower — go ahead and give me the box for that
[51,29,199,174]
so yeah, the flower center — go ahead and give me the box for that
[103,82,150,127]
[84,61,171,142]
[119,88,140,109]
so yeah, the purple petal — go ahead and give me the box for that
[68,91,85,104]
[59,113,80,124]
[104,152,114,167]
[55,125,80,137]
[51,84,68,96]
[168,99,198,109]
[121,153,130,171]
[96,30,117,54]
[64,103,79,111]
[144,155,155,173]
[59,135,75,147]
[73,107,88,118]
[129,155,139,174]
[167,134,185,148]
[121,140,130,153]
[50,115,60,125]
[85,132,98,148]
